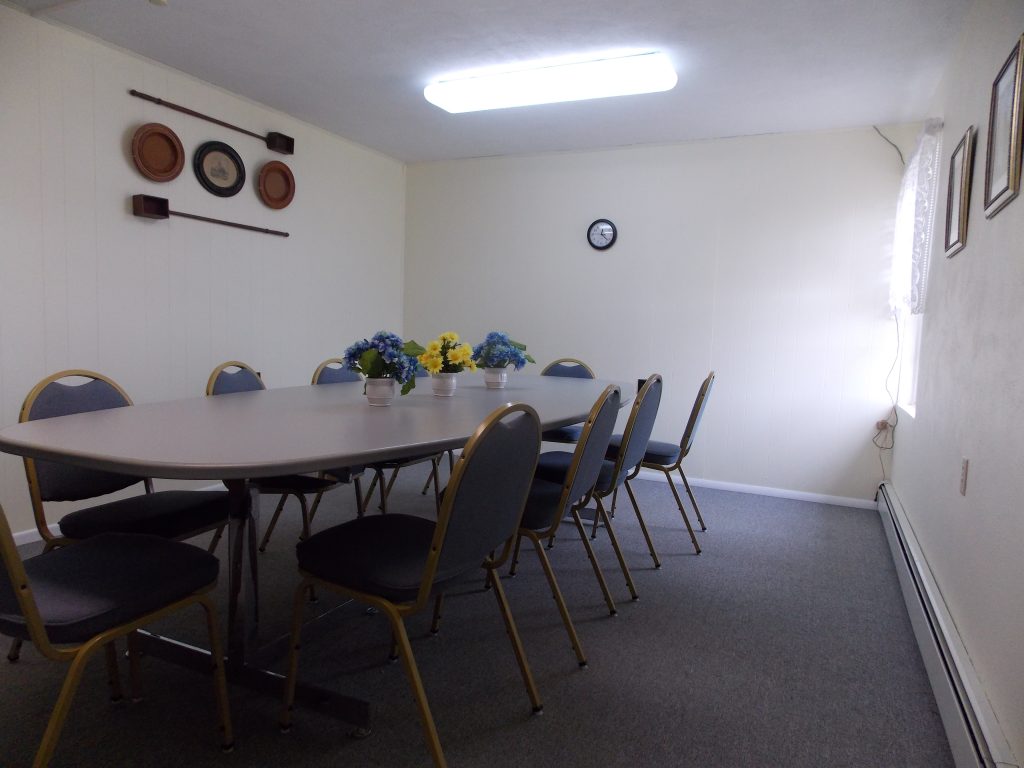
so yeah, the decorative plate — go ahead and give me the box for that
[193,141,245,197]
[131,123,184,182]
[257,161,295,209]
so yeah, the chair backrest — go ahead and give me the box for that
[607,374,663,489]
[20,371,142,505]
[541,358,595,379]
[419,404,541,599]
[681,371,715,458]
[563,385,622,507]
[206,361,265,396]
[312,358,362,385]
[0,502,54,654]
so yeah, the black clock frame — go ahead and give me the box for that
[587,218,617,250]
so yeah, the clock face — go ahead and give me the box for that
[587,219,617,250]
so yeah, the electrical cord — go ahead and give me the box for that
[873,125,906,167]
[873,312,902,479]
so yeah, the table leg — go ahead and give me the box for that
[224,479,260,663]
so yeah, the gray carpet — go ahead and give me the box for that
[1,470,954,767]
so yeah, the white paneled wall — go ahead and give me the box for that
[405,127,916,502]
[0,6,405,532]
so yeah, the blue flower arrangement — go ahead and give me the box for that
[472,331,535,370]
[344,331,425,395]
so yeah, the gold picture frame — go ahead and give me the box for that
[984,34,1024,218]
[945,126,975,258]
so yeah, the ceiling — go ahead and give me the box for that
[17,0,969,163]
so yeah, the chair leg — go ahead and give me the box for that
[678,466,707,531]
[362,472,379,512]
[525,531,587,667]
[382,605,447,768]
[571,507,617,616]
[296,494,312,541]
[487,565,543,713]
[34,640,101,768]
[353,475,365,518]
[308,489,326,525]
[198,596,234,752]
[508,533,524,576]
[258,494,289,553]
[429,458,442,514]
[664,470,701,555]
[429,594,444,635]
[280,581,311,733]
[206,524,226,554]
[7,638,22,662]
[624,480,661,568]
[381,468,401,510]
[127,630,143,702]
[596,497,639,601]
[104,642,124,703]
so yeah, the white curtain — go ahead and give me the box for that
[890,118,943,315]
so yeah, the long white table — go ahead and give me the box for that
[0,374,627,729]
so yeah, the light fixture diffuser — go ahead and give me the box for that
[424,51,677,113]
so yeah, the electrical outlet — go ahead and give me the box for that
[960,458,969,496]
[875,420,890,431]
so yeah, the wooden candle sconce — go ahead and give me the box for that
[132,194,289,237]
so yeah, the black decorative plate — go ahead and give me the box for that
[193,141,245,197]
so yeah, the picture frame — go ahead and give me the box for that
[193,140,246,198]
[984,34,1024,218]
[945,126,975,258]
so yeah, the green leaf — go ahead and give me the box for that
[524,354,536,364]
[403,340,426,357]
[401,377,416,396]
[510,340,527,350]
[359,349,382,378]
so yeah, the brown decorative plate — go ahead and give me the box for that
[257,161,295,209]
[131,123,184,182]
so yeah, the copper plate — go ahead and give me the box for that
[131,123,184,182]
[257,161,295,209]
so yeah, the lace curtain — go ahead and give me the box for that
[890,118,943,315]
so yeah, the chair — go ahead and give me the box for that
[0,501,233,766]
[205,361,335,551]
[306,358,367,523]
[281,403,543,768]
[540,358,596,444]
[536,374,665,602]
[509,384,622,665]
[20,370,231,554]
[608,371,715,553]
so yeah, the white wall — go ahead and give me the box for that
[405,128,912,502]
[893,0,1024,760]
[0,5,406,533]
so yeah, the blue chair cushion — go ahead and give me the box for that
[607,435,681,467]
[520,477,565,531]
[0,533,219,644]
[298,514,457,603]
[542,424,584,444]
[535,451,617,495]
[58,490,230,540]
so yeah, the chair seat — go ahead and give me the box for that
[606,434,681,467]
[520,477,565,531]
[323,466,365,484]
[0,533,219,644]
[536,451,618,495]
[541,424,583,444]
[58,490,230,540]
[254,474,336,495]
[368,453,440,470]
[297,514,461,602]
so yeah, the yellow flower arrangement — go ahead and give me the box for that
[419,331,477,374]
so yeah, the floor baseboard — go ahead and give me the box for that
[877,482,1018,768]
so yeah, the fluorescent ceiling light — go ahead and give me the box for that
[424,51,677,113]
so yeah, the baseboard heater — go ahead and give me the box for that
[877,482,1018,768]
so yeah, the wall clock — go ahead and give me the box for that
[587,218,617,250]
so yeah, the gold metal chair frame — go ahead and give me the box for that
[508,384,622,665]
[280,403,544,768]
[0,506,233,767]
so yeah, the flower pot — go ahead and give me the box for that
[484,367,509,389]
[431,372,458,397]
[365,377,395,406]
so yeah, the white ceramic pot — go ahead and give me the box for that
[484,367,509,389]
[431,372,458,397]
[365,377,395,406]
